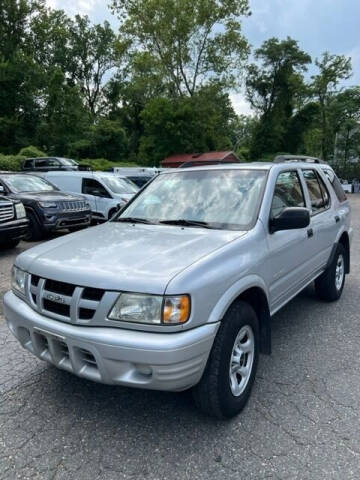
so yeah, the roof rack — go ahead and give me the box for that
[274,155,326,164]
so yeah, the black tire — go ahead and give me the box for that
[315,243,346,302]
[0,239,20,249]
[24,211,44,241]
[192,301,259,419]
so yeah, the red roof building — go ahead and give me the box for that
[161,151,240,168]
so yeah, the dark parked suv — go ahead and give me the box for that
[0,196,29,249]
[0,173,91,240]
[22,157,80,172]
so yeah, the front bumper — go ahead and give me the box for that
[42,212,92,231]
[4,291,219,391]
[0,219,29,241]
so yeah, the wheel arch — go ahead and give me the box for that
[208,277,271,355]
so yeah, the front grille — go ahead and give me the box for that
[28,274,107,325]
[43,299,70,317]
[57,200,88,212]
[0,203,14,222]
[45,279,75,296]
[82,288,104,301]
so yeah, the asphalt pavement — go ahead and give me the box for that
[1,196,360,480]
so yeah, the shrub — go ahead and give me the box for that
[18,145,46,158]
[0,154,25,171]
[79,158,140,171]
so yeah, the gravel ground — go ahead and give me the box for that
[1,196,359,480]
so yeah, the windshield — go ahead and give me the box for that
[119,169,267,230]
[60,158,78,166]
[101,176,139,194]
[2,175,57,193]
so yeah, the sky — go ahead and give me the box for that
[46,0,360,115]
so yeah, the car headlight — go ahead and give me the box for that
[38,201,57,208]
[11,266,26,296]
[108,293,191,325]
[15,202,26,219]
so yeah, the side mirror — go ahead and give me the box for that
[270,207,310,234]
[0,185,5,194]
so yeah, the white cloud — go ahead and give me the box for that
[45,0,98,17]
[230,93,253,116]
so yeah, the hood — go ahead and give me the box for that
[16,222,246,294]
[10,191,85,202]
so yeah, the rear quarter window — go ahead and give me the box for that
[322,168,347,203]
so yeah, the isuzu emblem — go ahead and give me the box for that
[46,293,66,304]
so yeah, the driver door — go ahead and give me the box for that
[266,170,312,313]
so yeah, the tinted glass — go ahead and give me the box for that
[317,173,330,207]
[322,168,347,202]
[2,175,57,192]
[23,160,33,169]
[82,178,110,197]
[36,158,60,167]
[120,169,267,230]
[303,169,329,212]
[128,176,152,188]
[271,171,305,218]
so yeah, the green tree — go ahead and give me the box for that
[111,0,250,96]
[68,15,127,116]
[139,85,235,165]
[105,51,167,157]
[331,87,360,175]
[246,37,311,158]
[311,52,352,161]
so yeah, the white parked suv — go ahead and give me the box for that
[5,160,352,418]
[39,171,138,221]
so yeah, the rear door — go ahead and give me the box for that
[266,170,312,312]
[300,168,337,272]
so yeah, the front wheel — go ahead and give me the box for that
[315,244,346,302]
[24,211,44,241]
[192,301,259,419]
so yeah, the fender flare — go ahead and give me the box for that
[207,275,272,355]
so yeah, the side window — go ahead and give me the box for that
[82,178,110,198]
[23,160,33,169]
[302,169,330,213]
[271,171,305,218]
[36,158,60,168]
[322,168,347,202]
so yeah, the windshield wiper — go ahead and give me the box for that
[159,219,215,229]
[116,217,156,225]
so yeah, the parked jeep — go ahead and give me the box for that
[0,196,29,249]
[4,161,352,418]
[0,173,91,240]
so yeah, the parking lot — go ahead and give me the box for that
[0,195,359,480]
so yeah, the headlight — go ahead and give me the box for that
[15,202,26,219]
[108,293,190,325]
[11,266,26,296]
[38,201,57,208]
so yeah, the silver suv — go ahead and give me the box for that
[4,161,352,418]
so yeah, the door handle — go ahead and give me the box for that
[307,228,314,238]
[335,216,340,223]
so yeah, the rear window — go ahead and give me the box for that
[322,168,347,202]
[23,160,33,169]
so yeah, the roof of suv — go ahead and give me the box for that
[159,161,332,174]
